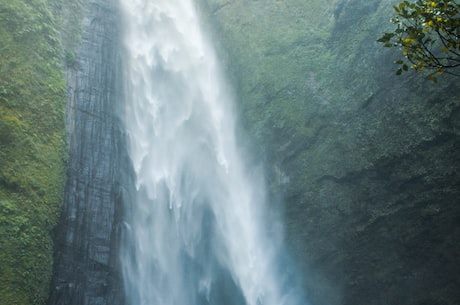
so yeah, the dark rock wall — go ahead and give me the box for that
[197,1,460,305]
[48,0,129,304]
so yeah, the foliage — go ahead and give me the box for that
[378,0,460,81]
[0,0,67,304]
[65,50,77,68]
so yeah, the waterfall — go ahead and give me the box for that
[119,1,302,304]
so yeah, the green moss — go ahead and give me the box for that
[0,0,67,304]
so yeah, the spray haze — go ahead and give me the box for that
[119,0,305,304]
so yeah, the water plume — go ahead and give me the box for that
[119,1,305,304]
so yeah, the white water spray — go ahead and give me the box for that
[119,1,303,304]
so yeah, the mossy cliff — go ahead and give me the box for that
[0,0,71,304]
[198,0,460,305]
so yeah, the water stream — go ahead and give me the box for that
[119,1,302,304]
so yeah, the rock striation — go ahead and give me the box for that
[48,0,131,304]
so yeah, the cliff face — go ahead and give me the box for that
[197,1,460,305]
[48,0,129,304]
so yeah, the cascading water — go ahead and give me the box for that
[119,1,303,304]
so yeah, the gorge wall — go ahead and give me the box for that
[48,0,129,304]
[1,0,459,305]
[198,1,460,305]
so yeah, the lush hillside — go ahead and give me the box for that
[0,0,68,303]
[198,0,460,304]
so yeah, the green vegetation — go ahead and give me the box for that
[378,0,460,81]
[0,0,67,304]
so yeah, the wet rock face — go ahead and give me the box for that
[48,0,130,304]
[197,1,460,305]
